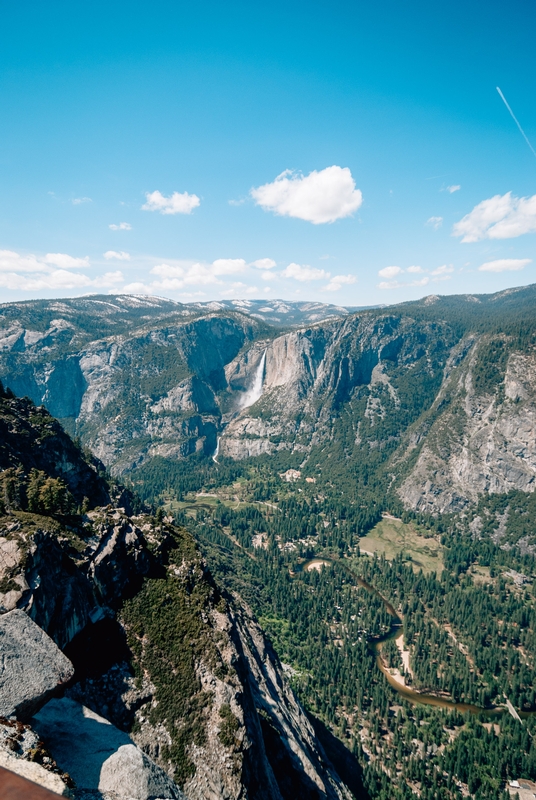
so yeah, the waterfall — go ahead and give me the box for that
[212,436,220,463]
[240,350,266,409]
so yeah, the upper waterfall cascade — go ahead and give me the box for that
[239,350,266,409]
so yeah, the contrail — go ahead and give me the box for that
[496,86,536,160]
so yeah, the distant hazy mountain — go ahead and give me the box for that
[190,298,351,326]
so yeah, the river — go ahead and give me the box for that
[300,557,534,719]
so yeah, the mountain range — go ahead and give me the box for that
[0,285,535,519]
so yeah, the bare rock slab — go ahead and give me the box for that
[0,609,74,720]
[33,698,184,800]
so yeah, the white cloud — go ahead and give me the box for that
[151,278,186,291]
[251,166,363,224]
[44,253,89,268]
[72,197,92,205]
[142,190,200,215]
[377,263,432,289]
[378,265,403,279]
[0,250,49,273]
[104,250,130,261]
[426,216,443,229]
[212,258,247,275]
[378,276,430,290]
[453,192,536,242]
[260,271,275,281]
[446,185,461,193]
[281,263,330,281]
[430,264,454,276]
[0,250,89,273]
[0,268,122,292]
[478,258,531,273]
[378,280,402,290]
[109,222,132,231]
[412,277,430,286]
[251,258,276,270]
[151,264,184,279]
[149,258,247,289]
[0,248,126,293]
[324,274,357,292]
[95,271,124,287]
[122,282,153,295]
[221,282,259,297]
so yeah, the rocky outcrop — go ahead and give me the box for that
[0,758,72,797]
[33,698,184,800]
[398,343,536,513]
[0,715,74,796]
[0,610,74,720]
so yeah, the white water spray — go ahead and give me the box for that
[240,350,266,409]
[212,436,220,463]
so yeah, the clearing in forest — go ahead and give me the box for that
[358,517,443,574]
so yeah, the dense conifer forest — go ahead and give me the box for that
[136,453,536,799]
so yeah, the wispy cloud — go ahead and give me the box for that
[142,190,200,215]
[478,258,531,273]
[43,253,89,268]
[109,222,132,231]
[430,264,454,276]
[149,258,248,290]
[453,192,536,242]
[71,197,92,205]
[104,251,131,261]
[377,263,452,289]
[220,282,259,297]
[280,263,330,281]
[251,258,276,270]
[426,216,443,229]
[445,185,461,193]
[378,265,403,279]
[0,249,122,291]
[324,274,357,292]
[251,166,362,224]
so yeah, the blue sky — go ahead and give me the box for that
[1,0,535,306]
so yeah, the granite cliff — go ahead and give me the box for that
[0,388,358,799]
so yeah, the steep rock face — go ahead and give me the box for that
[219,315,453,461]
[0,502,357,798]
[227,606,352,800]
[398,342,536,513]
[0,311,255,474]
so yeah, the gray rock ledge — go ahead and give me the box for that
[0,609,74,720]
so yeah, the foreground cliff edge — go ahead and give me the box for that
[0,385,361,799]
